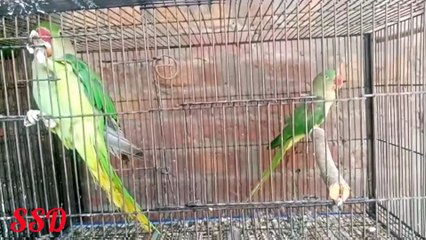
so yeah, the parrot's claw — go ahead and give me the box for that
[28,30,39,43]
[24,110,56,129]
[42,118,57,129]
[26,43,34,54]
[26,30,39,54]
[24,109,41,127]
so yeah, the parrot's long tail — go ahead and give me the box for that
[105,125,144,160]
[74,124,160,238]
[247,135,304,201]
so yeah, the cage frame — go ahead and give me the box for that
[0,0,425,239]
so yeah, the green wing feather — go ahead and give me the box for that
[249,101,327,200]
[270,101,326,149]
[50,59,157,234]
[58,54,118,123]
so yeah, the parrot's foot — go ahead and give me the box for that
[42,118,57,129]
[29,30,39,41]
[26,30,39,54]
[24,110,57,129]
[27,30,48,64]
[26,43,34,54]
[24,110,41,127]
[329,182,351,206]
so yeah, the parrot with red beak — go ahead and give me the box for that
[24,21,161,238]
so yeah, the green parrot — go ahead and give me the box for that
[249,70,345,199]
[25,22,143,163]
[24,22,160,237]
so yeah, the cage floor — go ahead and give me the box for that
[58,212,396,240]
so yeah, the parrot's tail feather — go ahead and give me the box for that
[106,125,144,160]
[247,148,284,201]
[247,136,301,201]
[74,125,160,236]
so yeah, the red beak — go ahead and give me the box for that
[336,74,345,89]
[37,27,52,45]
[35,27,53,57]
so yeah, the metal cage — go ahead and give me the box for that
[0,0,425,239]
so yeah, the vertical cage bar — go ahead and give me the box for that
[363,32,376,210]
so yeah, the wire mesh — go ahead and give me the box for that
[0,0,425,239]
[373,7,426,238]
[57,202,414,239]
[0,1,425,51]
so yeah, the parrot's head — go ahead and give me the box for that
[30,21,74,58]
[312,69,345,100]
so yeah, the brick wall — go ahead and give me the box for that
[78,36,369,213]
